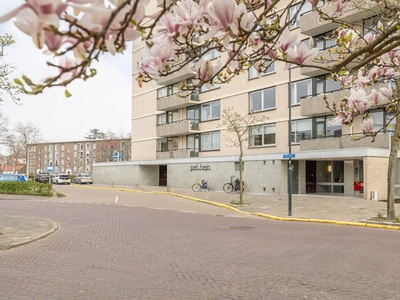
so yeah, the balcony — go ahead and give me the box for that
[157,92,199,111]
[300,133,391,151]
[156,119,199,137]
[156,148,198,159]
[300,0,381,36]
[300,88,349,117]
[157,64,194,86]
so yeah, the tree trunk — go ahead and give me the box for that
[239,144,244,205]
[387,79,400,220]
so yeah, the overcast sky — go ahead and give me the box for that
[0,1,133,154]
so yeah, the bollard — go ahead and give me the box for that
[206,189,209,200]
[186,187,188,195]
[135,184,139,190]
[167,185,170,192]
[111,182,114,188]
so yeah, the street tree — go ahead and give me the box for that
[7,122,42,173]
[2,0,400,217]
[0,33,20,103]
[219,106,267,205]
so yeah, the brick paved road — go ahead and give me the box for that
[1,186,400,299]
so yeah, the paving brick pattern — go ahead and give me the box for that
[1,186,400,299]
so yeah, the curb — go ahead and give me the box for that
[67,185,400,230]
[0,219,59,250]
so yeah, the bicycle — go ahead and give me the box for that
[223,176,244,193]
[192,178,209,192]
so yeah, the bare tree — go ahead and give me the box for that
[7,122,42,173]
[220,106,267,205]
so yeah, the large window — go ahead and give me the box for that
[201,100,220,121]
[292,116,342,142]
[250,87,276,112]
[199,41,219,61]
[157,82,180,99]
[201,131,220,150]
[157,137,178,152]
[250,123,276,147]
[157,110,178,125]
[289,2,312,29]
[291,79,312,105]
[249,62,276,79]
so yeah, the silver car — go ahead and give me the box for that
[74,173,93,184]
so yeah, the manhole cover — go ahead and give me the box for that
[229,226,255,230]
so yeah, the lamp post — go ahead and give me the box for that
[288,68,293,216]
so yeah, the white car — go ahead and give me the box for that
[74,173,93,184]
[52,174,71,185]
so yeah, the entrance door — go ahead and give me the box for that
[291,160,299,194]
[306,161,316,193]
[159,165,167,186]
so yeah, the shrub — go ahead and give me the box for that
[0,181,53,197]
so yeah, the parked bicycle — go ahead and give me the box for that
[223,176,244,193]
[192,178,209,192]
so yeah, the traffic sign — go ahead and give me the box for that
[283,154,295,159]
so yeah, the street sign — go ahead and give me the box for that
[283,154,295,159]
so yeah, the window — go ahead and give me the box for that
[250,87,276,112]
[291,119,312,142]
[199,41,219,61]
[201,131,220,150]
[249,62,276,79]
[291,79,312,105]
[201,100,220,121]
[157,137,178,152]
[157,82,180,99]
[86,144,90,150]
[250,123,276,146]
[157,113,167,125]
[314,33,336,51]
[290,2,312,29]
[315,75,341,94]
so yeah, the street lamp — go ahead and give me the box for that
[288,68,293,216]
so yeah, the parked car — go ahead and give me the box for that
[35,173,50,183]
[52,174,71,185]
[74,173,93,184]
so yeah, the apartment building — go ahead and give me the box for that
[27,139,131,175]
[93,0,399,200]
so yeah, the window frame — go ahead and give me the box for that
[248,61,276,79]
[249,123,277,147]
[249,87,276,112]
[291,79,312,105]
[201,100,221,121]
[200,131,220,151]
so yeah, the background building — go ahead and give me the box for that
[28,139,131,175]
[93,0,400,200]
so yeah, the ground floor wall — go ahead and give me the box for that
[94,153,398,200]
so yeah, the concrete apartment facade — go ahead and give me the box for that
[28,139,131,175]
[93,0,400,200]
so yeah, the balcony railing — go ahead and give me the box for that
[157,91,200,111]
[300,132,391,151]
[156,148,199,159]
[300,88,350,117]
[156,119,199,137]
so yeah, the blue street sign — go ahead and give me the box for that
[283,154,295,159]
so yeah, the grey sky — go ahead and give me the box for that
[0,1,133,154]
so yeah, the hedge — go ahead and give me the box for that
[0,181,53,197]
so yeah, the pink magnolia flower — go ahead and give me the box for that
[380,86,394,101]
[362,118,374,134]
[191,59,222,89]
[138,44,174,80]
[286,43,319,66]
[59,56,78,81]
[370,89,383,105]
[278,30,301,52]
[346,88,371,114]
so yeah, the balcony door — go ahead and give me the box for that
[306,161,316,193]
[159,165,167,186]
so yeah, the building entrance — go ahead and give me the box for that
[159,165,167,186]
[306,161,316,193]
